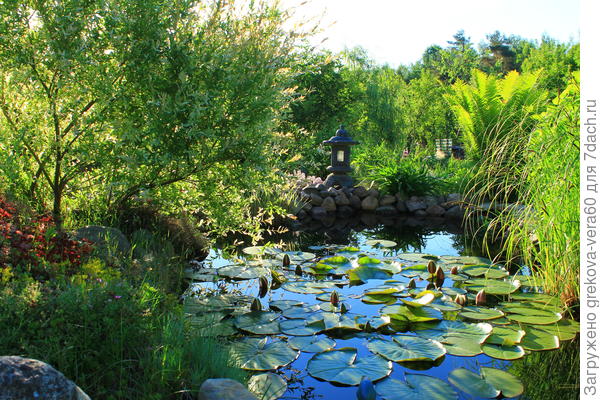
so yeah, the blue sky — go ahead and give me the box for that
[282,0,580,67]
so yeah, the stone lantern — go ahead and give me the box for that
[322,125,359,188]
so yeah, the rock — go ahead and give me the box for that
[337,205,355,218]
[367,188,380,198]
[445,205,464,219]
[319,190,332,198]
[74,225,130,255]
[396,200,407,213]
[302,185,321,195]
[361,196,379,211]
[296,209,308,219]
[334,192,350,206]
[321,196,337,212]
[376,206,398,217]
[342,187,354,196]
[198,378,258,400]
[426,204,446,217]
[316,184,326,191]
[349,194,362,209]
[423,196,438,207]
[405,199,427,213]
[395,192,408,202]
[0,356,90,400]
[301,202,312,211]
[327,187,340,196]
[309,193,324,206]
[353,186,369,199]
[310,206,327,220]
[446,193,462,203]
[414,209,428,217]
[380,195,396,206]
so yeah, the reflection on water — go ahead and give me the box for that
[198,216,579,400]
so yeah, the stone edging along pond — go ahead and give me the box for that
[295,183,465,221]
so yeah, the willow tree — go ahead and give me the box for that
[0,0,302,230]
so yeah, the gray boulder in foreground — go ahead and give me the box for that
[0,356,90,400]
[198,379,258,400]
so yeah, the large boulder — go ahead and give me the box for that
[445,205,465,220]
[426,204,446,217]
[74,225,130,256]
[198,379,258,400]
[309,193,323,206]
[405,198,427,213]
[334,192,350,206]
[353,186,369,199]
[310,206,327,220]
[0,356,90,400]
[321,196,337,212]
[379,195,396,206]
[361,196,379,212]
[349,194,362,209]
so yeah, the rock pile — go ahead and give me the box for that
[296,184,464,221]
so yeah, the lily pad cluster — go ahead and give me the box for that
[184,243,579,399]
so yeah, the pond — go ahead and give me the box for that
[184,219,579,400]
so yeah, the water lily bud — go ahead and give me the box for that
[282,254,291,267]
[258,276,269,298]
[295,265,303,276]
[330,290,340,306]
[454,294,467,306]
[364,321,374,333]
[450,265,459,274]
[426,282,436,290]
[435,266,445,281]
[357,376,377,400]
[427,260,437,274]
[250,297,262,312]
[408,278,416,289]
[340,303,349,313]
[475,289,487,306]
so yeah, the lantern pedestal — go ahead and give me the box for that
[322,126,358,188]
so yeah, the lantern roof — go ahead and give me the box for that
[322,125,359,146]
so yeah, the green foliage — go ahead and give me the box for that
[475,73,580,303]
[445,70,547,163]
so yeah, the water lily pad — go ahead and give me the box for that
[362,294,397,304]
[234,311,281,335]
[381,305,443,323]
[375,373,458,400]
[504,307,562,325]
[288,335,336,353]
[441,287,467,296]
[459,306,504,321]
[440,255,491,265]
[278,251,315,261]
[184,294,252,314]
[461,264,509,279]
[217,265,270,280]
[282,280,336,294]
[535,319,579,340]
[321,312,362,331]
[320,256,353,272]
[282,304,320,319]
[464,278,521,295]
[366,239,397,248]
[248,373,287,400]
[309,262,334,274]
[449,367,523,398]
[486,326,525,346]
[442,336,483,357]
[242,246,267,256]
[397,253,439,263]
[500,301,563,314]
[365,286,404,295]
[399,264,427,277]
[428,297,463,312]
[481,343,525,360]
[520,326,560,351]
[269,299,303,311]
[337,246,361,256]
[400,291,436,307]
[358,315,392,330]
[231,338,299,371]
[509,292,563,307]
[319,302,352,312]
[279,317,324,336]
[348,265,393,282]
[414,320,492,344]
[307,348,392,386]
[368,335,446,362]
